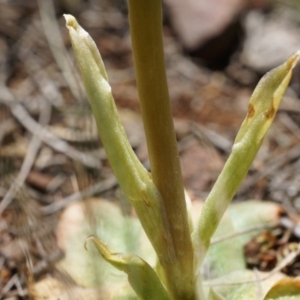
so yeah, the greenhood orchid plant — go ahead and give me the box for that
[63,1,300,299]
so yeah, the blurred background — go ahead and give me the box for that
[0,0,300,298]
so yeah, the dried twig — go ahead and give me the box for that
[211,222,279,245]
[42,176,118,214]
[1,274,20,296]
[24,58,65,108]
[253,268,263,300]
[191,122,232,153]
[37,0,84,103]
[0,85,101,169]
[0,99,51,215]
[238,144,300,194]
[279,112,300,140]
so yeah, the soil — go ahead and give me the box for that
[0,0,300,298]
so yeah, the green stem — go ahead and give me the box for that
[127,1,194,299]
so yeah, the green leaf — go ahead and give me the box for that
[264,277,300,299]
[205,270,285,300]
[56,199,155,288]
[87,236,171,300]
[208,288,226,300]
[204,211,246,277]
[203,201,281,278]
[204,271,300,300]
[193,51,300,268]
[201,200,298,300]
[64,15,184,290]
[63,14,147,202]
[226,200,282,246]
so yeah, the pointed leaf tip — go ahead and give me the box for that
[84,235,94,251]
[63,14,78,30]
[90,236,170,300]
[288,50,300,70]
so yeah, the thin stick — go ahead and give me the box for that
[211,222,278,245]
[0,86,100,168]
[0,99,51,215]
[279,112,300,140]
[191,122,232,153]
[238,144,300,194]
[253,268,263,300]
[1,274,19,295]
[42,176,117,214]
[37,0,84,103]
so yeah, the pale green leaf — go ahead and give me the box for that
[205,272,300,300]
[88,236,170,300]
[205,270,285,300]
[264,277,300,299]
[208,288,226,300]
[64,14,147,201]
[64,15,181,285]
[193,51,300,268]
[203,201,281,278]
[203,212,246,277]
[56,199,156,289]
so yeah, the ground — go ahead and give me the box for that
[0,0,300,298]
